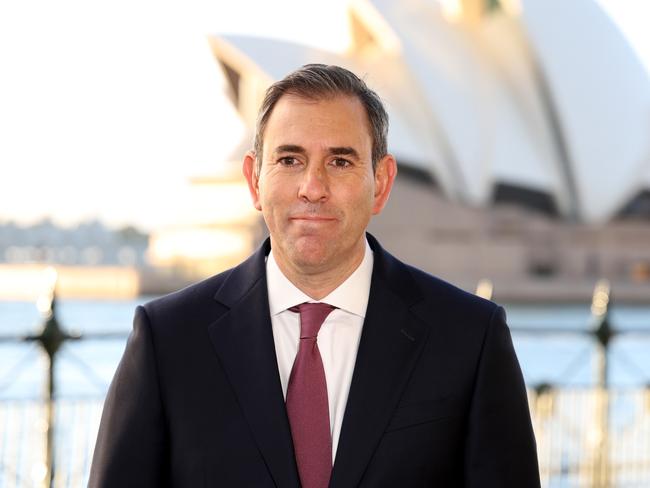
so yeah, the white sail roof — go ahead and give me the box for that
[477,13,571,214]
[517,0,650,221]
[357,0,570,210]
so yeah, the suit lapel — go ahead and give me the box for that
[206,235,429,488]
[330,235,430,488]
[208,241,300,488]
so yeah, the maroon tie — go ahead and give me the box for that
[286,302,335,488]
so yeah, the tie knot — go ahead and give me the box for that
[289,302,335,339]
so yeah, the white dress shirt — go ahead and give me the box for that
[266,240,373,462]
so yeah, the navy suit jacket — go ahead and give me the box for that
[89,234,540,487]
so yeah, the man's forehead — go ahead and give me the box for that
[262,93,372,144]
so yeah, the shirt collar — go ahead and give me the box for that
[266,238,374,318]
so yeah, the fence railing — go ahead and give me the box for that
[530,387,650,487]
[0,398,102,488]
[2,271,649,487]
[1,389,650,488]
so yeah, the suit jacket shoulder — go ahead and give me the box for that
[352,233,539,487]
[367,233,502,339]
[141,237,270,336]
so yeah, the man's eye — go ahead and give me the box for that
[278,157,298,166]
[332,158,351,168]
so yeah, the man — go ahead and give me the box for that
[89,64,540,487]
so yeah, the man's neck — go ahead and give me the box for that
[272,240,367,300]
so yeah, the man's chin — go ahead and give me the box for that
[289,243,331,269]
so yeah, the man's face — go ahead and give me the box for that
[243,93,395,279]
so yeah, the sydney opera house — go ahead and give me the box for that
[198,0,650,301]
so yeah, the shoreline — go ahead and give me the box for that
[1,263,648,304]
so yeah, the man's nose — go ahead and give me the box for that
[298,164,329,202]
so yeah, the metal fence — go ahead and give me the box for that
[0,398,102,488]
[530,387,650,487]
[1,389,650,487]
[2,275,648,487]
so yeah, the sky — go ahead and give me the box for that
[0,0,648,231]
[0,0,350,231]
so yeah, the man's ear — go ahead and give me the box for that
[243,151,262,211]
[372,154,397,215]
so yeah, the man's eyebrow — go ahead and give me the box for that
[272,145,360,159]
[274,144,306,155]
[327,147,359,158]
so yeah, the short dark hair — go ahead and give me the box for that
[253,64,389,173]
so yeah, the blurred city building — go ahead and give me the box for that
[0,220,148,267]
[0,220,147,299]
[0,161,266,299]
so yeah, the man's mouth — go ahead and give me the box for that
[290,215,337,222]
